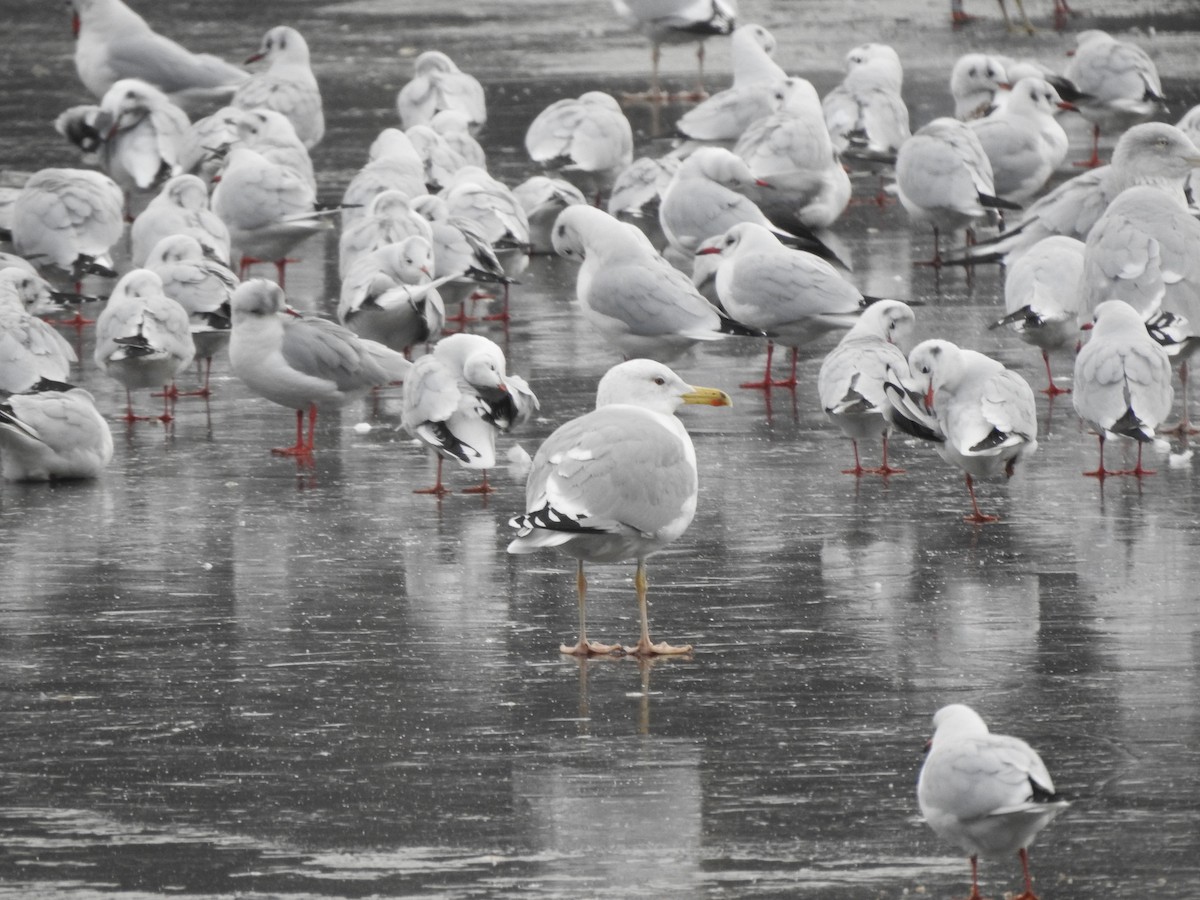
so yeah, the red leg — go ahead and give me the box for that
[841,438,866,476]
[1012,846,1040,900]
[1041,350,1070,396]
[414,456,451,496]
[772,347,798,389]
[1118,441,1157,477]
[482,282,511,322]
[461,469,494,494]
[1083,432,1114,479]
[121,388,152,423]
[157,384,176,423]
[866,432,906,476]
[274,257,300,290]
[966,854,985,900]
[914,226,944,269]
[272,406,315,462]
[963,473,998,524]
[741,341,776,390]
[1073,125,1103,169]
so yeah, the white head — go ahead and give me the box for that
[595,359,732,415]
[928,703,990,745]
[162,174,211,211]
[679,147,763,191]
[413,50,460,76]
[1112,122,1200,184]
[145,234,207,267]
[230,278,287,322]
[246,26,311,66]
[376,235,434,281]
[850,299,916,345]
[111,268,166,304]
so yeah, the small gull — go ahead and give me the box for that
[553,204,759,361]
[1064,29,1165,168]
[0,268,78,393]
[885,339,1038,524]
[144,234,238,396]
[402,333,537,495]
[675,23,785,141]
[337,235,448,355]
[698,221,864,388]
[969,76,1074,203]
[130,173,231,268]
[235,108,317,193]
[949,53,1010,121]
[918,704,1070,900]
[410,193,512,319]
[93,268,195,422]
[340,128,428,228]
[507,358,730,655]
[612,0,737,101]
[525,92,634,204]
[1073,299,1174,478]
[895,117,1017,266]
[734,77,851,229]
[338,189,432,278]
[430,110,487,170]
[512,176,588,255]
[406,124,467,192]
[396,51,487,133]
[233,26,324,149]
[822,43,910,172]
[228,279,412,463]
[176,106,245,186]
[606,155,680,220]
[988,235,1085,396]
[68,0,248,108]
[817,299,916,475]
[211,145,328,286]
[0,379,114,482]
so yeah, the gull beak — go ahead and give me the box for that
[682,386,733,407]
[923,383,935,412]
[754,179,773,188]
[245,50,265,64]
[1183,156,1200,168]
[72,11,81,37]
[1080,321,1094,331]
[284,305,304,318]
[997,82,1013,90]
[696,246,723,256]
[1058,101,1079,112]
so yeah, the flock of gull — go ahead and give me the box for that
[1,0,1195,895]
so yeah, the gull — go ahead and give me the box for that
[430,110,487,170]
[734,77,851,229]
[0,379,114,482]
[989,235,1085,396]
[895,117,1018,266]
[969,77,1074,203]
[68,0,248,109]
[512,176,587,254]
[177,106,244,185]
[1064,30,1165,168]
[228,279,412,463]
[675,23,785,140]
[233,26,324,149]
[340,128,428,228]
[337,235,448,355]
[607,155,680,219]
[944,123,1200,267]
[885,339,1038,524]
[92,78,188,202]
[145,234,238,396]
[0,268,78,393]
[211,145,328,285]
[553,204,759,361]
[10,168,123,288]
[410,193,512,317]
[396,51,486,133]
[659,146,813,258]
[94,268,195,422]
[507,358,730,655]
[1073,299,1174,478]
[1176,103,1200,207]
[822,43,910,168]
[130,173,231,268]
[405,124,467,192]
[525,92,633,204]
[612,0,737,101]
[918,704,1070,900]
[949,53,1010,121]
[235,108,317,193]
[338,189,432,277]
[402,333,537,495]
[817,299,916,476]
[698,222,864,388]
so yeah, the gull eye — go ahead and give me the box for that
[653,377,665,386]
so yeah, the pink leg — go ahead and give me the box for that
[963,473,998,524]
[415,456,451,496]
[1012,847,1040,900]
[461,469,494,494]
[272,405,316,464]
[741,341,776,390]
[1041,350,1069,396]
[1074,125,1103,169]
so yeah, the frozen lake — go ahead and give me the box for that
[2,1,1200,897]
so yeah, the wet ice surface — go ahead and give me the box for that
[4,2,1200,898]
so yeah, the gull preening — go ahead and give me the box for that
[885,339,1038,524]
[0,380,114,482]
[402,333,537,495]
[0,268,79,393]
[11,168,124,283]
[507,358,730,656]
[918,704,1070,900]
[396,51,487,133]
[525,91,634,204]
